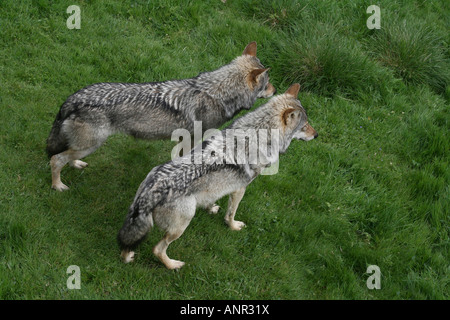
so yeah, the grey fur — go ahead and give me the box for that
[46,42,276,191]
[117,84,318,269]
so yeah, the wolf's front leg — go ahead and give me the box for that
[225,187,246,231]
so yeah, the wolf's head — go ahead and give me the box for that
[228,83,318,144]
[199,42,276,116]
[226,83,318,167]
[274,83,318,143]
[238,41,276,99]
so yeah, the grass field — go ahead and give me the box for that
[0,0,448,300]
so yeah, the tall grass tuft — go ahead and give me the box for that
[273,23,396,99]
[368,21,449,94]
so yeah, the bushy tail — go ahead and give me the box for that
[117,183,168,252]
[117,202,155,252]
[46,108,69,158]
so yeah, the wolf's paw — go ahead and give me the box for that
[228,220,246,231]
[209,204,220,214]
[121,250,135,263]
[165,259,185,270]
[70,160,88,169]
[52,182,69,192]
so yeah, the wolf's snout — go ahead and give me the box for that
[314,132,318,139]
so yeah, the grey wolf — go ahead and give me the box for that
[46,42,276,191]
[117,83,318,269]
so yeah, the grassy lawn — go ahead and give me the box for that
[0,0,448,299]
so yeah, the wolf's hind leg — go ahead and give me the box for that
[225,187,247,231]
[153,197,196,270]
[50,151,72,191]
[50,148,96,191]
[153,232,186,270]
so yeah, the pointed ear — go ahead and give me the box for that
[285,83,300,98]
[242,41,257,56]
[282,108,300,128]
[247,68,269,89]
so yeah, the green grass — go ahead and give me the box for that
[0,0,448,300]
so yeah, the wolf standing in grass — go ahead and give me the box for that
[46,42,275,191]
[117,84,318,269]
